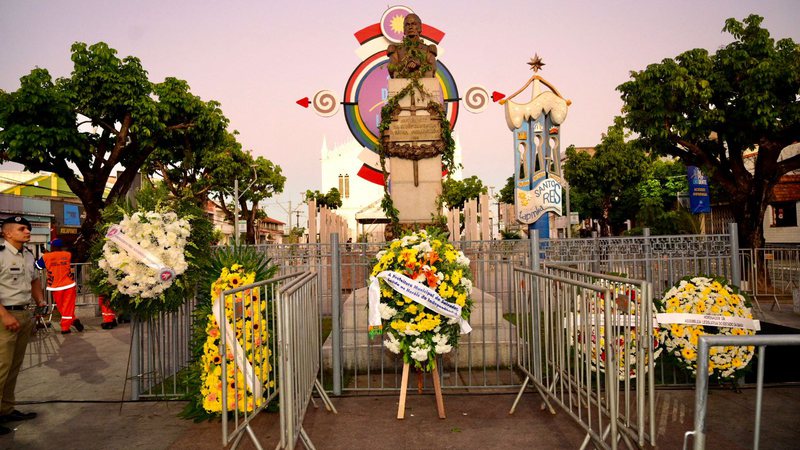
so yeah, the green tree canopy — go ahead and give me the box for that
[618,14,800,247]
[305,188,343,210]
[144,78,230,205]
[0,42,224,259]
[498,175,515,205]
[207,142,286,244]
[563,121,649,235]
[440,175,488,210]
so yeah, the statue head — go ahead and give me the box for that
[403,14,422,40]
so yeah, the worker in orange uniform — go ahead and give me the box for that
[98,295,117,329]
[34,239,83,334]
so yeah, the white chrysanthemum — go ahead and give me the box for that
[410,340,429,362]
[433,333,452,354]
[379,304,397,320]
[384,333,401,354]
[456,251,470,266]
[461,278,473,294]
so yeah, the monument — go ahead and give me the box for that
[379,13,450,236]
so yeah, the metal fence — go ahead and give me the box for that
[127,227,793,403]
[739,248,800,311]
[684,334,800,450]
[541,227,737,297]
[510,262,657,450]
[130,295,196,400]
[217,272,302,449]
[276,272,337,450]
[256,230,745,394]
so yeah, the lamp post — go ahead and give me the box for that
[233,165,258,245]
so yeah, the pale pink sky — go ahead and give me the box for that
[1,1,798,223]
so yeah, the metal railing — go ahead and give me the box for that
[511,266,623,449]
[684,334,800,450]
[739,248,800,311]
[276,271,337,450]
[542,263,657,447]
[510,247,661,450]
[130,295,196,400]
[218,273,301,449]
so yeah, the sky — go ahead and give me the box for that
[1,0,798,225]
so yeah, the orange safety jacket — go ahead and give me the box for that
[35,251,76,291]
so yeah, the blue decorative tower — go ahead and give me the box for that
[502,55,570,239]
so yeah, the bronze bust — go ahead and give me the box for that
[387,14,437,79]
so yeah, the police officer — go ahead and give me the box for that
[0,216,45,434]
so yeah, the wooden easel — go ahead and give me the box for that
[397,362,446,419]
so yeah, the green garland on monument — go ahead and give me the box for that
[377,76,457,236]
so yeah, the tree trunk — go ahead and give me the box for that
[74,203,102,263]
[599,198,612,237]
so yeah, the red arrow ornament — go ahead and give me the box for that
[296,97,310,108]
[491,91,505,102]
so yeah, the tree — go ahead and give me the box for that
[440,175,488,210]
[636,158,687,227]
[498,175,515,205]
[305,188,343,210]
[563,121,649,235]
[618,15,800,248]
[0,42,216,259]
[144,79,230,206]
[207,144,286,244]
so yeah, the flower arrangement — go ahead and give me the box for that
[656,276,757,380]
[200,264,274,413]
[99,210,190,299]
[370,229,473,371]
[574,289,661,379]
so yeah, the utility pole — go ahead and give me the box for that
[233,165,258,245]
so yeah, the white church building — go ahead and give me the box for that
[320,135,463,240]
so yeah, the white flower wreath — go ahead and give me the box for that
[99,211,191,299]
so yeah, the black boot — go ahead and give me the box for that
[73,319,84,332]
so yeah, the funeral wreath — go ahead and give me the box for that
[368,229,473,371]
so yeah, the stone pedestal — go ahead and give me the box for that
[322,286,515,370]
[388,156,442,222]
[385,78,444,225]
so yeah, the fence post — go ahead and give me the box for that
[530,233,540,270]
[729,223,741,287]
[643,228,653,284]
[330,232,342,396]
[592,231,599,273]
[130,318,141,400]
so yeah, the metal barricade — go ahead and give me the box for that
[511,265,655,450]
[218,273,301,449]
[684,334,800,450]
[218,272,336,450]
[542,263,657,447]
[277,271,337,450]
[741,248,800,311]
[130,295,196,400]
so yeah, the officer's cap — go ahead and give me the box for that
[1,216,32,231]
[51,238,63,247]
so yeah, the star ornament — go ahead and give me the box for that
[528,54,545,72]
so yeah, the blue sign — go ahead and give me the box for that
[64,204,80,226]
[687,166,711,214]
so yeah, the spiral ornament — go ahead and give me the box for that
[313,90,340,117]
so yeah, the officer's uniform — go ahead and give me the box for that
[0,219,35,416]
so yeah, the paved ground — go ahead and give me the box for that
[2,314,799,449]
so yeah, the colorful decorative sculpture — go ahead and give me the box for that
[501,55,571,238]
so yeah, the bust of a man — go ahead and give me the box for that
[387,13,437,79]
